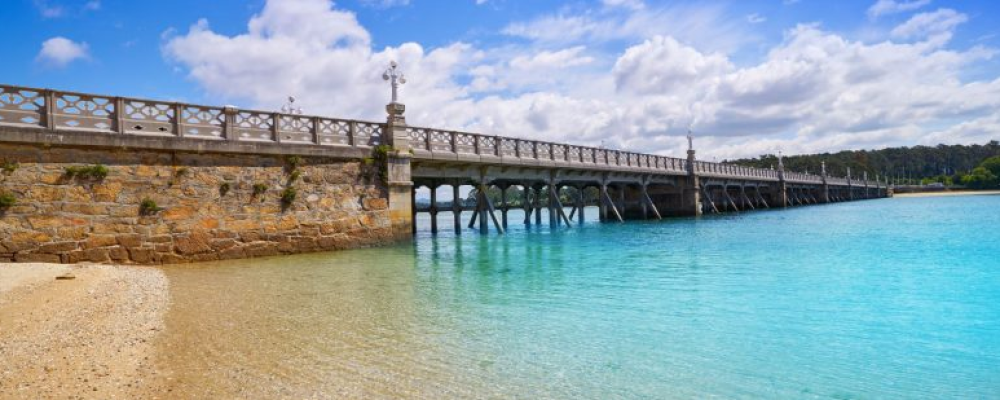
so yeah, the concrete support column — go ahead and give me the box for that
[500,184,508,230]
[684,149,702,216]
[549,183,559,227]
[522,184,531,225]
[477,182,489,235]
[411,185,417,234]
[820,161,830,203]
[576,184,586,224]
[618,185,626,219]
[429,183,438,234]
[640,184,649,219]
[533,184,543,225]
[599,183,609,221]
[776,155,788,208]
[453,184,462,233]
[383,101,413,241]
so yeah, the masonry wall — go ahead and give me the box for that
[0,143,395,264]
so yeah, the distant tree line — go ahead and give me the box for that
[729,141,1000,188]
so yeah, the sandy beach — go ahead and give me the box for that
[0,263,169,399]
[893,190,1000,198]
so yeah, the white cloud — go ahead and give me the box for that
[34,0,101,17]
[501,3,751,54]
[509,47,594,70]
[746,13,766,24]
[890,8,967,39]
[612,36,731,96]
[867,0,931,19]
[33,0,64,18]
[359,0,409,8]
[165,0,1000,161]
[36,37,89,67]
[602,0,644,10]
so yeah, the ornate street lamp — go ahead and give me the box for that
[382,61,407,104]
[280,96,304,130]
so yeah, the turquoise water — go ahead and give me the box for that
[160,195,1000,398]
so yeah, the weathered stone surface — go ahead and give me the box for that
[116,234,143,248]
[37,241,79,254]
[0,143,396,264]
[363,198,388,211]
[174,232,212,255]
[15,253,62,263]
[84,235,119,249]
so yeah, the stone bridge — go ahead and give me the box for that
[0,84,889,241]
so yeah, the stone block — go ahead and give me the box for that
[84,235,118,249]
[38,241,79,254]
[66,248,110,263]
[107,246,129,261]
[116,234,142,248]
[128,248,156,264]
[174,232,212,255]
[363,198,388,211]
[210,238,237,251]
[15,253,62,263]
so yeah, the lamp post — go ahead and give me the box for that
[382,61,406,104]
[280,96,303,130]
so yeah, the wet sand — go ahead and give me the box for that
[0,263,169,399]
[894,190,1000,198]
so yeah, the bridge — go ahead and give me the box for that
[0,83,889,239]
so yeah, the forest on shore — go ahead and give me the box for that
[730,141,1000,189]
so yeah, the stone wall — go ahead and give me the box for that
[0,143,396,264]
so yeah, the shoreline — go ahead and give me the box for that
[893,190,1000,198]
[0,263,170,398]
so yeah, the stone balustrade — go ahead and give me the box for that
[0,84,876,188]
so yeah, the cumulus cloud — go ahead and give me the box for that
[867,0,931,19]
[164,0,1000,160]
[36,37,89,67]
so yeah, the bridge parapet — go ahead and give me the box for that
[2,83,854,185]
[693,160,780,180]
[0,84,384,148]
[405,124,693,174]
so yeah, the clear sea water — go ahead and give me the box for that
[157,195,1000,399]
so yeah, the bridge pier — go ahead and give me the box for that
[384,102,414,241]
[500,184,509,230]
[429,182,439,234]
[453,184,462,234]
[684,148,702,216]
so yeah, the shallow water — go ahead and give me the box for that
[157,195,1000,399]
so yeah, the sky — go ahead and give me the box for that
[3,0,999,160]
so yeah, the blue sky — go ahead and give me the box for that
[3,0,999,159]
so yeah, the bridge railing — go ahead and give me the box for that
[693,160,781,180]
[405,125,693,174]
[0,84,384,148]
[1,84,869,186]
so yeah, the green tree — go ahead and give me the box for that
[960,167,998,189]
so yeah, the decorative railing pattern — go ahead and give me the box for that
[0,84,381,148]
[403,125,694,174]
[0,84,877,187]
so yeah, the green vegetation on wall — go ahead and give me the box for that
[65,164,109,180]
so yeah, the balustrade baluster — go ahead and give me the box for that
[114,97,126,134]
